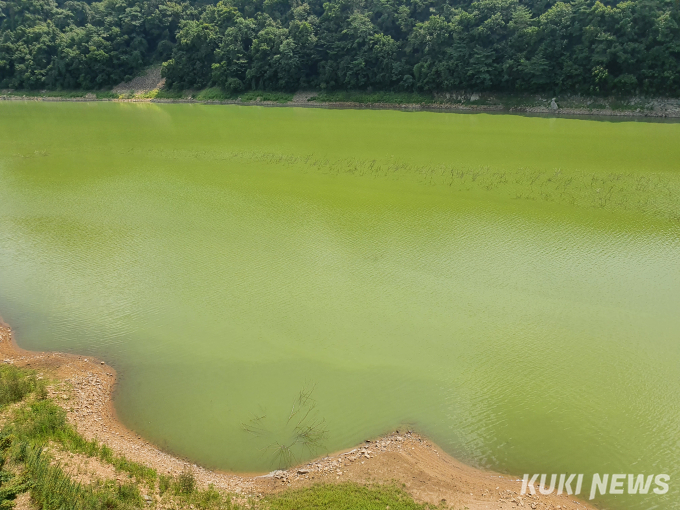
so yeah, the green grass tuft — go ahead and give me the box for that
[22,445,143,510]
[176,466,196,494]
[195,87,231,101]
[154,88,186,99]
[3,90,89,98]
[267,483,431,510]
[0,365,44,407]
[95,90,119,99]
[1,376,156,485]
[311,91,434,105]
[44,90,88,98]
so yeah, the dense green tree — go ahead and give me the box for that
[1,0,679,94]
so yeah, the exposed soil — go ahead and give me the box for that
[45,443,119,485]
[1,86,679,119]
[112,66,165,94]
[0,320,596,509]
[13,492,37,510]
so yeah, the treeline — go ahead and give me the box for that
[1,0,679,95]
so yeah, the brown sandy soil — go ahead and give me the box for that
[45,443,119,485]
[13,492,37,510]
[0,320,595,509]
[112,66,165,94]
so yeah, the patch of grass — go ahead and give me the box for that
[135,89,159,99]
[0,453,31,505]
[95,90,119,99]
[0,365,45,406]
[196,87,231,101]
[100,445,156,484]
[22,445,142,510]
[158,474,171,494]
[3,89,82,98]
[8,400,67,443]
[311,90,433,105]
[158,470,239,509]
[45,90,88,98]
[267,483,433,510]
[176,466,196,494]
[174,484,240,509]
[2,389,155,484]
[154,88,186,99]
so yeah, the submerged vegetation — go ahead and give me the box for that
[0,365,430,509]
[243,385,328,468]
[0,0,679,96]
[142,148,680,223]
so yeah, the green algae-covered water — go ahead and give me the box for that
[1,102,679,509]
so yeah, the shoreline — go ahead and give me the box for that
[2,92,680,120]
[0,319,596,509]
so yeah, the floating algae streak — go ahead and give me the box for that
[1,103,679,509]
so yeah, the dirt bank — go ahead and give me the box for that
[0,320,595,509]
[1,90,679,119]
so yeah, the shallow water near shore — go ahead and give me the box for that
[1,102,679,509]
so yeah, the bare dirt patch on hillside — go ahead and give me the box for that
[113,66,165,94]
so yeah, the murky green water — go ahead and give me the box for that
[1,102,679,509]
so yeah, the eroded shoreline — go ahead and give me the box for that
[0,319,595,509]
[2,92,680,120]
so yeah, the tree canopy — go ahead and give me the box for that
[1,0,679,95]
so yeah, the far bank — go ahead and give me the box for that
[3,85,680,119]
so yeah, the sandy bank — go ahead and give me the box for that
[0,320,595,509]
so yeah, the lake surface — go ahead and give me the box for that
[1,102,679,509]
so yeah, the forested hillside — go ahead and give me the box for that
[1,0,679,95]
